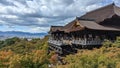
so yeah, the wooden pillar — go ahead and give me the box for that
[84,35,87,45]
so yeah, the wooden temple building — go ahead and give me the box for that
[48,3,120,55]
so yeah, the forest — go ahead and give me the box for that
[0,36,120,68]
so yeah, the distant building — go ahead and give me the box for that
[48,3,120,55]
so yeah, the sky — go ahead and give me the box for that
[0,0,120,33]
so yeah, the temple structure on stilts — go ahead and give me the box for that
[48,3,120,55]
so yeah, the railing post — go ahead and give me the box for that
[85,38,87,45]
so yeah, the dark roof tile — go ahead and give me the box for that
[80,3,120,23]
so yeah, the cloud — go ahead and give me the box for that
[0,0,118,33]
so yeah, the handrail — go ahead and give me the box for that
[72,40,102,45]
[49,39,103,45]
[48,40,63,46]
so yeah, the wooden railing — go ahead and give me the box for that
[48,39,72,46]
[49,39,103,46]
[48,40,64,46]
[86,40,102,45]
[72,40,102,45]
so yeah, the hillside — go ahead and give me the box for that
[57,47,120,68]
[0,37,120,68]
[0,36,52,68]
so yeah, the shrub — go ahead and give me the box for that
[9,50,49,68]
[112,37,120,48]
[103,39,112,48]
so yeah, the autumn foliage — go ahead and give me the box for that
[57,47,120,68]
[0,36,52,68]
[57,37,120,68]
[0,37,120,68]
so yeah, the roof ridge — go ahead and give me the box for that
[79,3,120,22]
[113,5,120,15]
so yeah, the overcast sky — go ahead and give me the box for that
[0,0,119,33]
